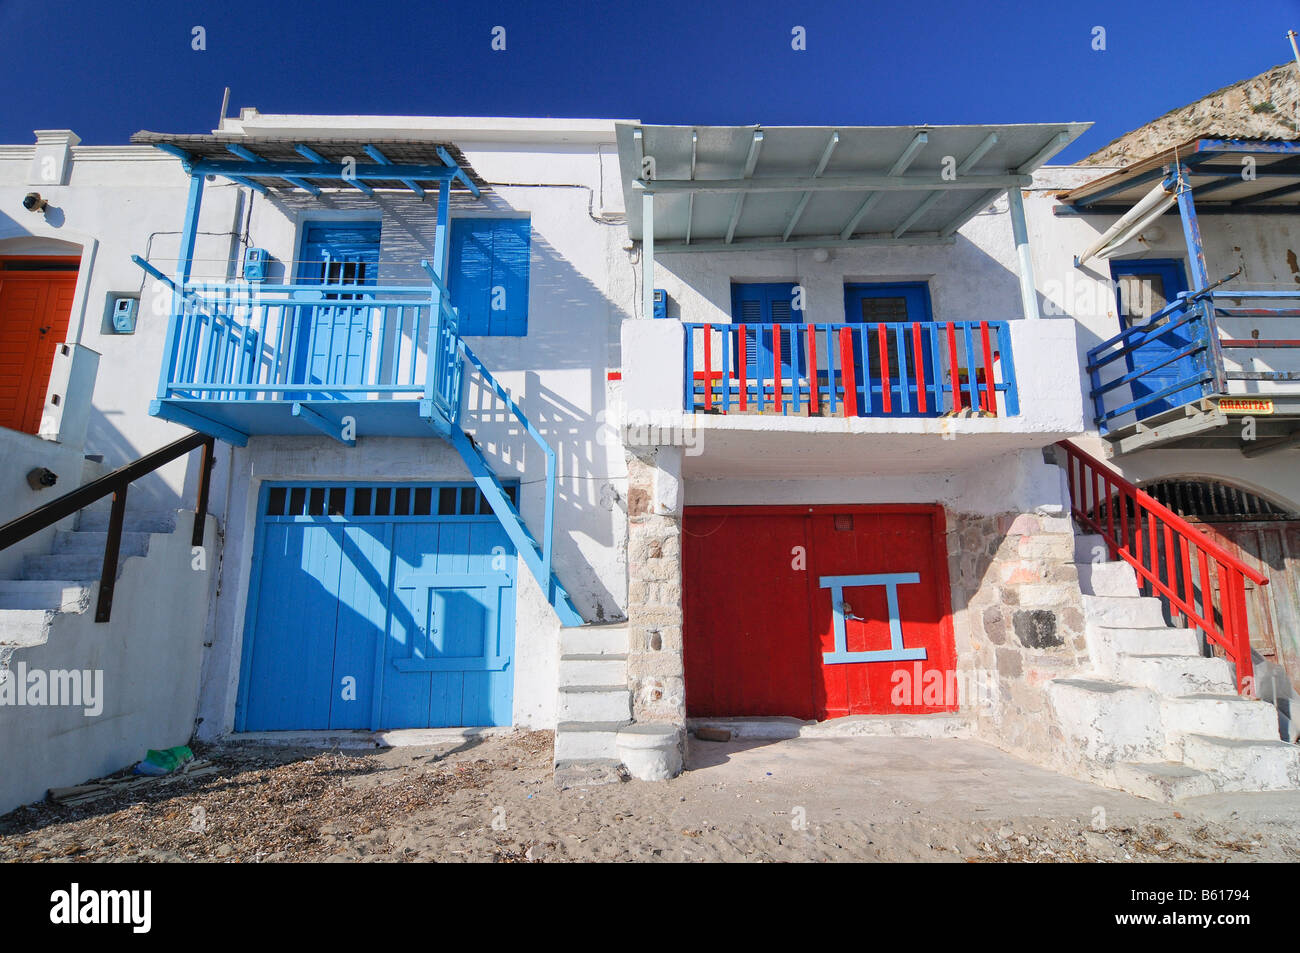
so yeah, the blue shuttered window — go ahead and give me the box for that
[449,218,531,336]
[730,282,801,324]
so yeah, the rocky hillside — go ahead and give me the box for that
[1082,61,1300,167]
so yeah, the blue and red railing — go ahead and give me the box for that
[683,321,1019,417]
[1087,286,1300,434]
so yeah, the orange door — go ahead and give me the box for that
[0,260,78,434]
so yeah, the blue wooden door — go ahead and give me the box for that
[238,483,517,731]
[293,223,381,393]
[1110,259,1197,420]
[843,282,935,417]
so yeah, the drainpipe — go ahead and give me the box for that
[642,191,655,320]
[1005,187,1040,319]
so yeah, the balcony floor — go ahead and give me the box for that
[150,397,450,446]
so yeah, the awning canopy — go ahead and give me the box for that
[616,121,1089,252]
[1061,139,1300,213]
[130,131,488,198]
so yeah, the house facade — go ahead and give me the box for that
[0,106,1297,812]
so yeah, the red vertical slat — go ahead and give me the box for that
[1228,571,1254,693]
[839,327,857,417]
[877,323,891,414]
[945,322,960,412]
[773,325,783,412]
[807,324,819,415]
[912,322,926,414]
[703,323,713,411]
[738,324,748,412]
[980,321,996,414]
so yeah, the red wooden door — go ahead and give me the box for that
[0,261,78,435]
[682,511,818,718]
[683,505,956,719]
[809,509,957,717]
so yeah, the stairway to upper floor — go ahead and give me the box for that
[1049,533,1300,800]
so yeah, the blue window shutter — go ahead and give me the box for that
[731,282,798,323]
[491,219,531,336]
[449,219,530,337]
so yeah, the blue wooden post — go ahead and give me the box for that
[426,179,452,409]
[156,173,204,401]
[1174,164,1210,292]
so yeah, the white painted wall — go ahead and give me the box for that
[0,513,215,814]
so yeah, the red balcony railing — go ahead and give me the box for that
[1056,439,1267,694]
[683,321,1019,417]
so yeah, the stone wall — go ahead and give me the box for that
[946,508,1090,765]
[624,450,686,724]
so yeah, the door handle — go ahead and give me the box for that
[840,601,865,622]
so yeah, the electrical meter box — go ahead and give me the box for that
[653,288,668,319]
[244,247,269,282]
[111,296,138,334]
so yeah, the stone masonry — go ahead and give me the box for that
[946,509,1091,765]
[624,449,686,724]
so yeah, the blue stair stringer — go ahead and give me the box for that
[448,427,584,626]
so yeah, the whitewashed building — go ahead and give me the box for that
[0,105,1296,813]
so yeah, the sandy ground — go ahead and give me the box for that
[2,730,1299,862]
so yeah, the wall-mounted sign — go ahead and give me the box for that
[1219,398,1273,414]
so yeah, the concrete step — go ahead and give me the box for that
[560,624,629,657]
[558,686,632,722]
[1082,594,1169,628]
[1181,734,1300,791]
[0,580,91,612]
[558,654,627,687]
[77,505,175,534]
[1116,654,1237,696]
[1074,533,1110,564]
[1107,761,1218,802]
[1088,625,1200,662]
[0,609,55,649]
[1162,694,1281,744]
[1077,560,1138,598]
[1047,678,1164,764]
[22,553,119,581]
[51,530,151,557]
[554,721,629,761]
[553,758,626,789]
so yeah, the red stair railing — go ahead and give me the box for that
[1055,440,1267,695]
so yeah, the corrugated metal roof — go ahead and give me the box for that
[617,122,1089,250]
[129,131,488,192]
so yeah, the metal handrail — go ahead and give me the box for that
[0,432,215,622]
[1056,439,1266,694]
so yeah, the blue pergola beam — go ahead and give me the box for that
[363,145,425,197]
[225,143,321,196]
[437,146,480,197]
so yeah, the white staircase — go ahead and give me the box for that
[1049,533,1300,800]
[0,499,176,653]
[553,623,631,781]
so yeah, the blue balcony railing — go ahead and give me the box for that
[133,256,463,440]
[683,320,1019,418]
[1087,288,1300,435]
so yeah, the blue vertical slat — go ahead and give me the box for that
[683,325,695,411]
[858,324,872,415]
[962,323,979,409]
[996,322,1020,417]
[895,323,910,415]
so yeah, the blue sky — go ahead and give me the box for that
[2,0,1299,162]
